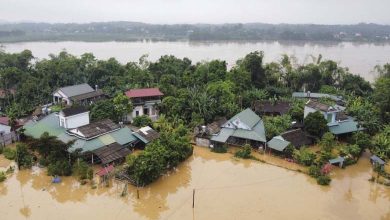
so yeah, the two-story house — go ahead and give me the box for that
[125,88,164,122]
[53,83,105,106]
[304,100,363,135]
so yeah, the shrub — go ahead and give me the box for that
[211,145,227,153]
[73,160,93,180]
[16,143,34,169]
[3,148,16,160]
[48,160,72,176]
[316,175,331,185]
[319,132,335,152]
[132,115,153,127]
[0,171,6,182]
[284,144,295,158]
[308,165,321,178]
[293,147,316,166]
[235,144,252,159]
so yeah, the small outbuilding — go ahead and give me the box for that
[370,155,385,170]
[329,156,345,168]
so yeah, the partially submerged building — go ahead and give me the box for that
[131,126,160,148]
[194,118,227,147]
[304,100,363,135]
[125,88,164,122]
[53,83,105,106]
[267,129,313,153]
[23,107,138,165]
[211,108,266,148]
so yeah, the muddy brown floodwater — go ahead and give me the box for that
[0,146,389,220]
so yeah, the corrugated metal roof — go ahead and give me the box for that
[329,156,345,164]
[211,128,234,143]
[57,83,95,98]
[24,113,138,153]
[267,136,290,152]
[292,92,343,102]
[329,117,363,135]
[211,109,267,144]
[229,108,261,128]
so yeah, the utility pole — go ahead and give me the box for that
[192,189,195,208]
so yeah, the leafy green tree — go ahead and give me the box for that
[293,147,316,166]
[132,115,153,127]
[90,99,116,122]
[238,51,266,88]
[319,132,335,152]
[113,93,133,122]
[263,115,292,139]
[371,125,390,160]
[347,96,381,134]
[235,144,252,159]
[16,143,33,169]
[373,75,390,123]
[304,111,329,138]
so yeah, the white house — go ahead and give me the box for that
[304,100,341,126]
[53,83,105,106]
[58,106,90,129]
[304,99,363,135]
[125,88,164,122]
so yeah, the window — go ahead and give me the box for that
[135,111,139,116]
[143,108,149,115]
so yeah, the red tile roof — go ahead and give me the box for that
[125,88,164,98]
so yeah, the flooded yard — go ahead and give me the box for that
[0,146,389,220]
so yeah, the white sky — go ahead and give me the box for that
[1,0,390,24]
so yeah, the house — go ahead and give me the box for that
[211,108,266,148]
[58,106,90,129]
[23,108,139,165]
[125,88,164,122]
[304,100,363,135]
[194,118,227,147]
[131,126,160,148]
[253,100,291,116]
[53,83,105,106]
[267,129,313,152]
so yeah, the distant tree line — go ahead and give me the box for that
[0,22,390,42]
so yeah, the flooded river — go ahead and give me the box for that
[2,41,390,82]
[0,146,389,220]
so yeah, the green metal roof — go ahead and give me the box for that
[211,128,234,143]
[329,156,345,164]
[229,108,261,128]
[329,117,363,135]
[267,136,290,152]
[24,113,138,153]
[211,109,266,144]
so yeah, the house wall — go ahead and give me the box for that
[0,124,11,134]
[196,137,211,147]
[304,106,338,125]
[53,90,71,105]
[127,100,160,122]
[59,112,90,129]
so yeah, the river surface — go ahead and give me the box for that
[2,41,390,82]
[0,146,389,220]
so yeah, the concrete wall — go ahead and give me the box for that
[59,112,90,129]
[196,137,210,147]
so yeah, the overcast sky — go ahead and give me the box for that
[1,0,390,24]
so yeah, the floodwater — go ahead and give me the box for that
[0,147,389,220]
[2,41,390,82]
